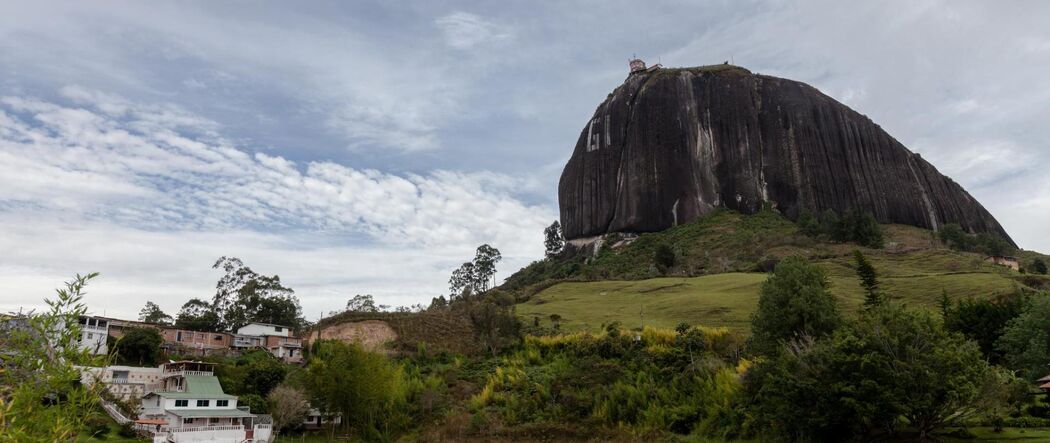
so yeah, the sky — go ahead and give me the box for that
[1,0,1048,321]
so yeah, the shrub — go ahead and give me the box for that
[654,243,676,272]
[117,422,137,438]
[749,257,840,356]
[85,414,111,438]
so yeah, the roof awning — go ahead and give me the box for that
[1037,374,1050,383]
[135,419,169,425]
[168,409,256,418]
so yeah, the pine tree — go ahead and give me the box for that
[854,250,882,308]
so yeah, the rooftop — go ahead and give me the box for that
[147,375,236,400]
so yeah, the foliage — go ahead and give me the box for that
[244,357,289,397]
[138,301,172,325]
[113,326,163,366]
[997,294,1050,380]
[174,298,222,332]
[240,393,268,414]
[750,257,840,355]
[803,208,884,248]
[449,245,504,297]
[746,304,1001,440]
[303,340,409,439]
[943,291,1026,363]
[467,326,746,437]
[653,243,676,273]
[544,220,564,258]
[796,209,821,237]
[853,250,882,308]
[345,294,379,313]
[268,384,310,436]
[212,256,306,331]
[1033,258,1048,275]
[466,297,521,356]
[938,223,1014,256]
[0,273,107,442]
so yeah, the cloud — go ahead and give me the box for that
[435,12,511,50]
[0,88,554,317]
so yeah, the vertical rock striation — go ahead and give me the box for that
[559,65,1013,244]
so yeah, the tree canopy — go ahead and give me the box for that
[175,298,222,332]
[212,256,306,331]
[750,257,841,355]
[138,301,173,325]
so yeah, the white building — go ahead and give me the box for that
[77,315,110,355]
[234,322,304,363]
[141,361,270,442]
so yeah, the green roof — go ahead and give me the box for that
[148,375,236,400]
[168,409,255,418]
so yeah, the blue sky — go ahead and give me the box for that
[1,0,1048,320]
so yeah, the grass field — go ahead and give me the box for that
[518,255,1025,333]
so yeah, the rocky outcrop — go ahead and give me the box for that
[559,65,1013,244]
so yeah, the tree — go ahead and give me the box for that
[114,327,163,366]
[853,250,881,308]
[303,340,408,438]
[346,294,379,313]
[796,209,821,237]
[138,301,172,325]
[747,304,1000,440]
[1033,258,1048,275]
[653,243,676,272]
[468,300,521,356]
[243,357,288,397]
[750,257,841,356]
[212,256,304,331]
[819,209,840,240]
[268,384,310,438]
[175,298,222,332]
[938,223,971,250]
[997,295,1050,380]
[473,244,502,291]
[0,273,108,441]
[449,261,477,298]
[544,221,565,257]
[943,292,1025,363]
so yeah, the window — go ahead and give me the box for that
[274,326,283,332]
[183,418,194,424]
[196,400,209,407]
[214,335,223,341]
[216,400,229,407]
[86,333,93,340]
[175,400,188,407]
[98,320,107,328]
[209,418,220,425]
[176,331,182,341]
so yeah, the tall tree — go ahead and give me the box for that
[114,327,163,366]
[997,295,1050,380]
[544,221,564,257]
[345,294,379,313]
[138,301,173,325]
[448,261,477,298]
[854,250,882,308]
[303,340,408,437]
[750,257,841,355]
[212,256,304,331]
[175,298,222,332]
[473,244,502,291]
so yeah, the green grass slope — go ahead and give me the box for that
[510,210,1047,333]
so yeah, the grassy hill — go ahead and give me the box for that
[509,210,1049,333]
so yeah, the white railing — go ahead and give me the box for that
[163,369,213,376]
[101,401,132,425]
[171,425,243,433]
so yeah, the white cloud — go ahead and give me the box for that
[435,12,511,50]
[0,89,554,316]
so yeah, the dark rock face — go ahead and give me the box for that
[559,65,1013,244]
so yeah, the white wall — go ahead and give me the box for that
[236,323,289,337]
[163,397,238,410]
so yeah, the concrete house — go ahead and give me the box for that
[985,255,1020,271]
[77,315,110,355]
[138,361,270,442]
[235,322,303,363]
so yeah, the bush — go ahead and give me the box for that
[802,208,883,248]
[653,243,676,272]
[749,257,840,356]
[746,304,998,440]
[85,414,111,438]
[117,422,137,438]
